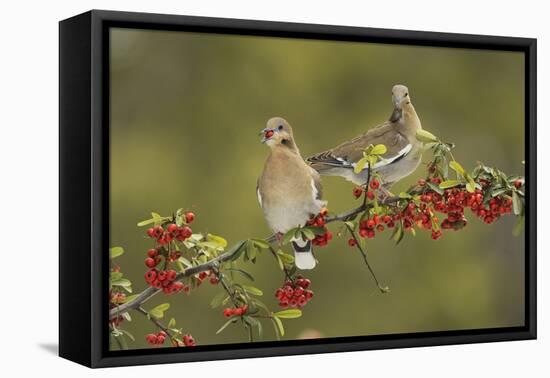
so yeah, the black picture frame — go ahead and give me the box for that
[59,9,537,368]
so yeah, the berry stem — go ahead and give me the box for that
[344,223,389,293]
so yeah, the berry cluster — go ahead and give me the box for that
[146,224,193,245]
[307,208,333,247]
[353,177,380,200]
[144,268,187,294]
[110,291,126,305]
[146,331,167,346]
[275,276,313,309]
[177,335,196,347]
[223,304,249,318]
[196,270,220,286]
[348,177,516,244]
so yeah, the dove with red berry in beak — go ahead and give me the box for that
[257,117,326,270]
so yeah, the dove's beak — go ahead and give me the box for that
[260,128,276,143]
[393,95,402,108]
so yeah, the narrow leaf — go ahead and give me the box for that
[274,309,302,319]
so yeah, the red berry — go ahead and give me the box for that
[223,308,234,318]
[348,238,357,247]
[144,269,157,283]
[514,179,523,189]
[147,248,158,258]
[366,191,375,200]
[157,270,167,281]
[166,270,177,281]
[167,223,178,233]
[157,335,166,344]
[366,219,376,229]
[359,228,369,238]
[376,224,384,232]
[145,257,157,268]
[185,212,195,224]
[370,178,380,190]
[147,228,155,238]
[353,187,363,199]
[146,334,157,345]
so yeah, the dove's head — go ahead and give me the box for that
[392,84,411,109]
[260,117,297,150]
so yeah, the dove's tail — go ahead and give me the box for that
[291,238,316,270]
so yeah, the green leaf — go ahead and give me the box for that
[210,291,230,308]
[512,191,523,215]
[110,278,132,288]
[512,215,525,236]
[216,318,238,334]
[391,223,404,245]
[123,294,138,304]
[242,285,263,296]
[465,181,475,193]
[110,271,123,281]
[426,181,444,195]
[449,161,466,177]
[207,233,228,248]
[272,316,284,337]
[225,268,255,282]
[276,250,295,264]
[416,129,439,143]
[282,228,298,245]
[439,180,462,189]
[227,240,247,261]
[245,240,257,261]
[168,318,176,328]
[109,247,124,259]
[399,192,412,199]
[370,144,387,155]
[274,309,302,319]
[150,303,170,319]
[301,228,316,240]
[354,156,369,174]
[251,238,270,249]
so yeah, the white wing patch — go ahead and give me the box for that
[310,178,319,202]
[257,188,263,207]
[351,143,412,171]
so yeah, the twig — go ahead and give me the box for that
[344,223,389,293]
[136,306,174,340]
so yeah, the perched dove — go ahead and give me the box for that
[307,85,423,189]
[257,117,326,270]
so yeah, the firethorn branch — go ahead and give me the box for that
[108,131,526,349]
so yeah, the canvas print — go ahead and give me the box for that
[107,28,526,351]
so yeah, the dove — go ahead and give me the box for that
[257,117,326,270]
[307,84,423,190]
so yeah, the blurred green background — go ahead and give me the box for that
[109,28,525,350]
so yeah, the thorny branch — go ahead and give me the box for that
[110,193,409,319]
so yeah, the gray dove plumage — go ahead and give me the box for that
[307,85,423,189]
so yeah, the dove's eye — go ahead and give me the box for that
[278,125,284,130]
[404,92,409,97]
